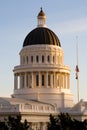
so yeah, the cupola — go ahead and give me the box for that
[37,7,46,27]
[23,8,61,47]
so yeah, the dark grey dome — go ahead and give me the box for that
[23,27,61,47]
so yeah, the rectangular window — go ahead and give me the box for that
[42,75,44,86]
[31,56,33,62]
[47,55,50,62]
[26,56,28,64]
[36,55,39,62]
[42,55,44,63]
[48,75,50,86]
[36,74,39,86]
[26,75,28,87]
[23,56,25,64]
[53,56,54,63]
[22,76,24,88]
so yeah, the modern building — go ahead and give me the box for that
[0,8,86,130]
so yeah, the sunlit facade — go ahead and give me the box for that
[0,8,86,130]
[13,8,74,109]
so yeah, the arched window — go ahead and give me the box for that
[36,74,39,86]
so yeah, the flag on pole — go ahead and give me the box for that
[75,65,79,79]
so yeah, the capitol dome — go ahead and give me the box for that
[23,27,61,47]
[23,8,61,47]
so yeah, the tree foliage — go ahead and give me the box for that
[47,113,87,130]
[0,115,30,130]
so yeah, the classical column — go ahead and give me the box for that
[14,74,18,89]
[60,74,62,88]
[56,73,57,87]
[24,73,26,88]
[31,72,34,88]
[21,74,25,88]
[28,73,31,88]
[39,72,41,88]
[46,72,48,88]
[61,74,63,88]
[65,74,68,89]
[22,74,25,88]
[64,74,66,89]
[42,122,47,130]
[58,74,60,88]
[59,74,62,88]
[51,73,53,88]
[68,75,70,89]
[26,73,28,88]
[40,122,44,130]
[62,74,64,89]
[53,72,56,88]
[27,73,29,88]
[67,74,70,89]
[20,73,22,89]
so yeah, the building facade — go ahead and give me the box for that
[13,8,74,109]
[0,8,86,130]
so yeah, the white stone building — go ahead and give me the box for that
[0,8,87,130]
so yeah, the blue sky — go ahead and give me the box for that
[0,0,87,102]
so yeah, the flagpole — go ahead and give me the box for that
[77,73,79,102]
[76,36,79,102]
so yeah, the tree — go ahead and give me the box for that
[47,113,87,130]
[7,115,29,130]
[73,119,87,130]
[0,115,29,130]
[47,114,61,130]
[0,121,8,130]
[58,113,73,130]
[23,119,30,130]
